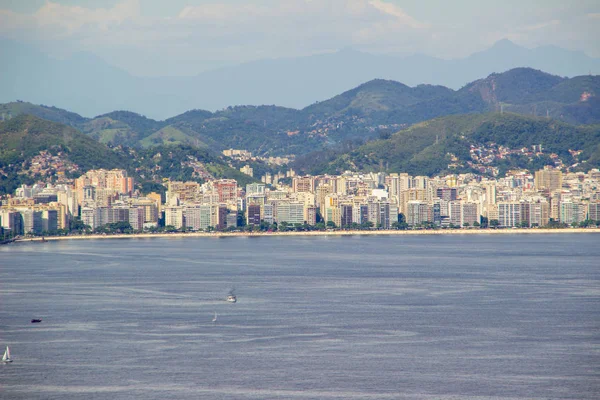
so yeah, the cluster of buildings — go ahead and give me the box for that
[1,165,599,237]
[23,150,80,181]
[223,149,293,166]
[0,169,160,236]
[468,143,566,175]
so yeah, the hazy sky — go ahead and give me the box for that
[1,0,598,76]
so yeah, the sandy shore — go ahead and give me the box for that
[14,228,600,242]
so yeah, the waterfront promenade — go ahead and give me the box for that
[13,227,600,243]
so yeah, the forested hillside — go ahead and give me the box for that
[294,113,600,177]
[2,68,597,158]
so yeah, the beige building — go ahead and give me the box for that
[535,167,563,192]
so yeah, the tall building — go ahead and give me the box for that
[535,167,563,192]
[246,183,266,196]
[213,180,238,203]
[247,204,261,225]
[292,176,315,193]
[0,209,23,235]
[41,209,58,232]
[75,169,133,204]
[560,201,585,224]
[498,203,521,227]
[448,201,462,226]
[164,206,184,229]
[217,206,229,230]
[407,201,431,226]
[129,207,145,231]
[436,187,457,201]
[340,204,353,227]
[588,202,600,221]
[529,202,550,227]
[184,204,218,230]
[400,188,427,215]
[276,202,304,225]
[21,209,43,234]
[378,202,391,229]
[262,203,274,224]
[304,206,317,226]
[550,191,561,221]
[462,203,479,226]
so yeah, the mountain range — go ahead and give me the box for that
[2,67,598,158]
[2,38,599,120]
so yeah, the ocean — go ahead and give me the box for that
[1,234,599,399]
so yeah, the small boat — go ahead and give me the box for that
[226,295,237,303]
[31,319,42,323]
[2,346,12,363]
[212,312,218,322]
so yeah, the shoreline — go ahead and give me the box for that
[12,228,600,242]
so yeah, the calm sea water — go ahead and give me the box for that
[1,234,599,399]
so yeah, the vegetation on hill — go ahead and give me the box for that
[0,67,598,163]
[0,115,257,195]
[0,115,129,194]
[463,68,565,105]
[0,101,87,127]
[294,113,600,177]
[0,114,124,169]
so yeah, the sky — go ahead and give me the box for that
[1,0,599,77]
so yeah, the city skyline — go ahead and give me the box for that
[2,165,599,238]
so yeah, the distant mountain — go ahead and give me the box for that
[302,79,453,118]
[2,68,598,159]
[0,101,86,127]
[294,113,600,177]
[1,38,599,119]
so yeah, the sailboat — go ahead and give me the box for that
[212,312,218,322]
[2,346,12,363]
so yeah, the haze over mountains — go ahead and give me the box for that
[1,38,599,120]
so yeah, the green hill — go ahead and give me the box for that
[0,101,87,127]
[0,115,258,195]
[0,114,128,194]
[302,79,454,119]
[139,125,205,147]
[296,113,600,177]
[1,68,598,158]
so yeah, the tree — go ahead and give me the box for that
[164,225,177,232]
[463,222,470,228]
[360,221,374,230]
[326,221,337,229]
[473,221,481,228]
[489,219,500,228]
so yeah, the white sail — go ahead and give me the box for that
[212,312,217,322]
[2,346,11,362]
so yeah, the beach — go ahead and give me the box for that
[14,227,600,242]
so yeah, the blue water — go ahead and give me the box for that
[1,234,599,399]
